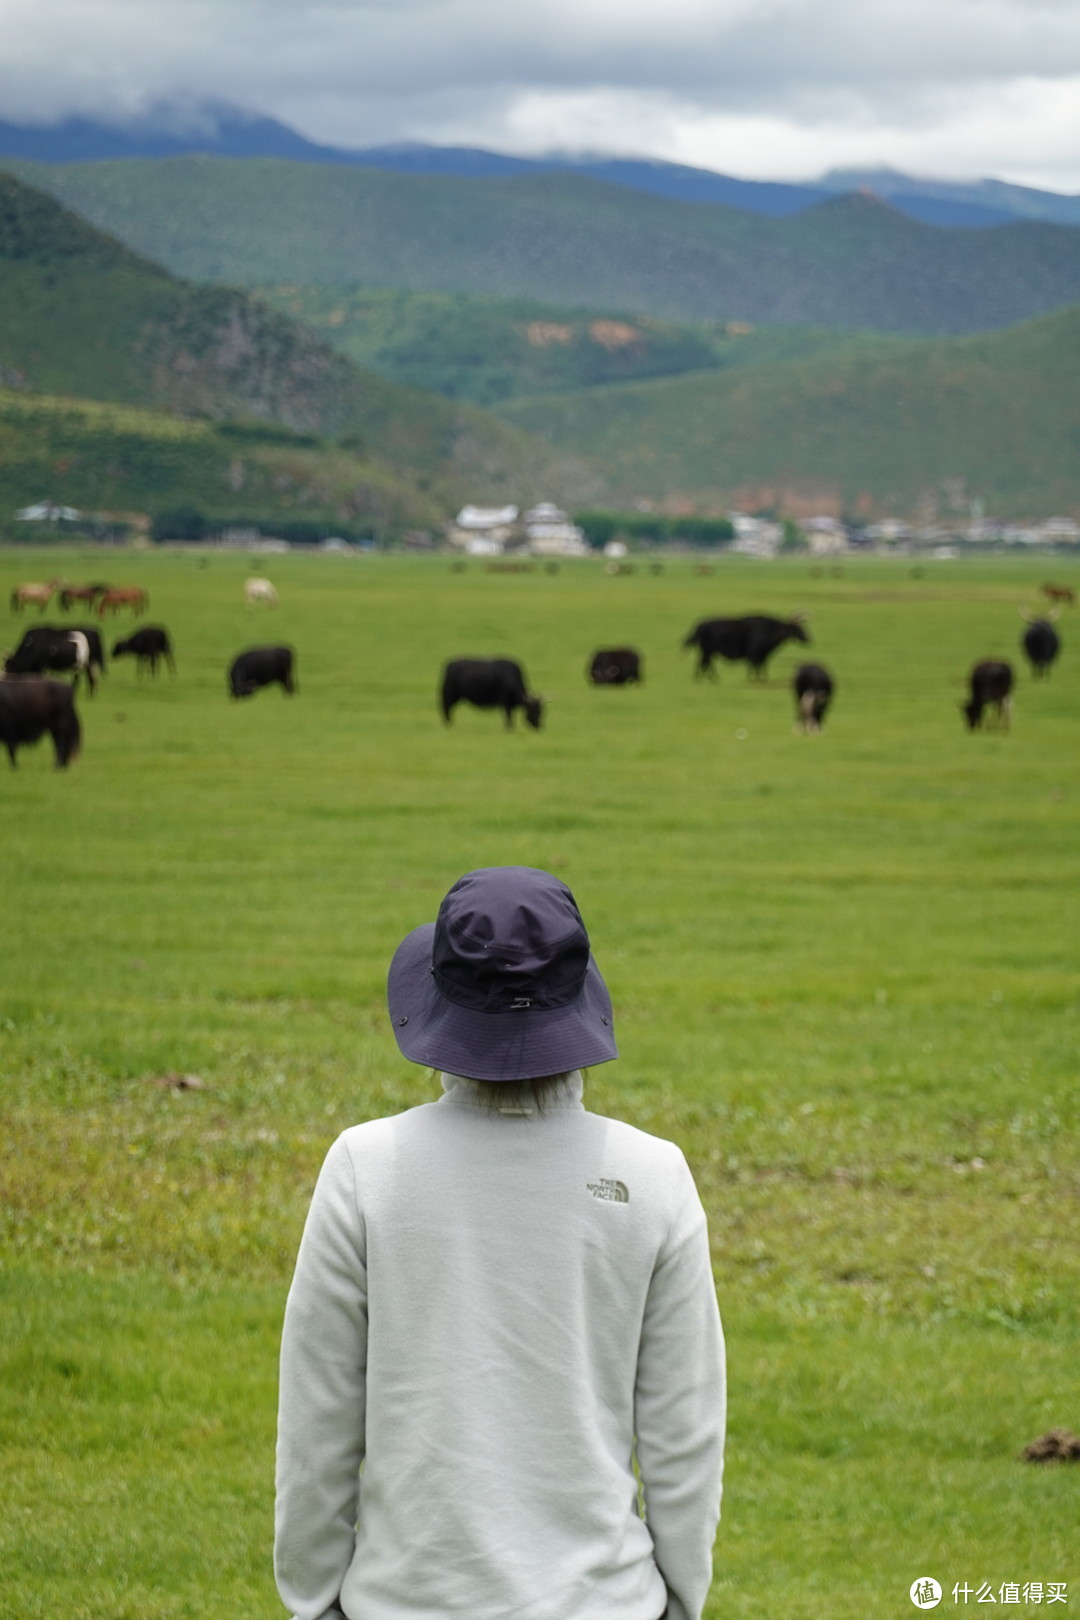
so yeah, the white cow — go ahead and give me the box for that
[245,577,279,607]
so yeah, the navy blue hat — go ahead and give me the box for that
[388,866,617,1081]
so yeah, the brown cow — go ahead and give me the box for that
[97,587,149,617]
[1041,583,1075,606]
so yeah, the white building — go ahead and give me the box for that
[729,512,782,559]
[445,504,519,552]
[16,501,82,522]
[524,502,588,557]
[804,516,848,556]
[864,519,913,546]
[1038,517,1080,544]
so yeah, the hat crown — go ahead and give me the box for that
[432,867,590,1014]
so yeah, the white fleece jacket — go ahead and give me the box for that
[275,1074,725,1620]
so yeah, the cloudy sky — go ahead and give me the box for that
[3,0,1080,189]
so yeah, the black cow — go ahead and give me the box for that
[113,626,175,677]
[963,660,1014,730]
[683,614,809,680]
[588,647,643,686]
[793,663,835,732]
[229,645,296,698]
[441,658,543,729]
[4,628,96,694]
[0,678,81,767]
[1020,618,1061,679]
[9,623,106,678]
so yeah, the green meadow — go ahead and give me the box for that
[1,548,1078,1619]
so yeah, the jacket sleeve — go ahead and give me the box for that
[275,1134,368,1620]
[634,1150,726,1620]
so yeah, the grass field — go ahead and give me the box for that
[1,547,1078,1619]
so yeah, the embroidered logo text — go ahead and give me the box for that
[587,1179,629,1203]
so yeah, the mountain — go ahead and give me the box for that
[821,167,1080,228]
[255,284,894,406]
[0,105,359,166]
[354,148,1016,228]
[497,303,1080,521]
[0,171,599,523]
[7,158,1080,336]
[3,107,1075,228]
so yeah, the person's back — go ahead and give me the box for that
[275,869,725,1620]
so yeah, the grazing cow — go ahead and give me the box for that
[963,660,1014,730]
[10,581,59,613]
[59,582,110,612]
[441,658,543,729]
[113,626,175,677]
[588,647,643,686]
[4,628,96,694]
[1040,582,1075,606]
[245,577,279,607]
[1019,612,1061,679]
[229,645,296,698]
[0,678,80,767]
[9,623,106,679]
[97,586,148,617]
[683,613,809,680]
[793,662,835,732]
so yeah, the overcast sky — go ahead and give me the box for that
[3,0,1080,190]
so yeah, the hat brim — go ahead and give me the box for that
[387,923,618,1082]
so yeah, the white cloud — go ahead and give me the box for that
[2,0,1080,188]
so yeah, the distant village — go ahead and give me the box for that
[442,503,1080,559]
[9,497,1080,555]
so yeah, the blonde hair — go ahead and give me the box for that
[440,1071,581,1116]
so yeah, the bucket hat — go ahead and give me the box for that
[387,866,617,1082]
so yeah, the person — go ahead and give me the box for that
[275,865,726,1620]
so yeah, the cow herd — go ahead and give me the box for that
[0,570,1071,768]
[442,603,1065,739]
[0,574,302,767]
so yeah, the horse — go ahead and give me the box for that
[1040,583,1075,607]
[10,581,60,613]
[59,583,110,612]
[96,587,149,617]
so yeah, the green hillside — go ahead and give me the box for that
[0,390,451,535]
[0,172,596,518]
[255,285,890,405]
[499,304,1080,520]
[8,158,1080,335]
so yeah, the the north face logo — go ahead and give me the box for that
[587,1179,629,1203]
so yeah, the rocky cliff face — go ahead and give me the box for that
[137,285,364,433]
